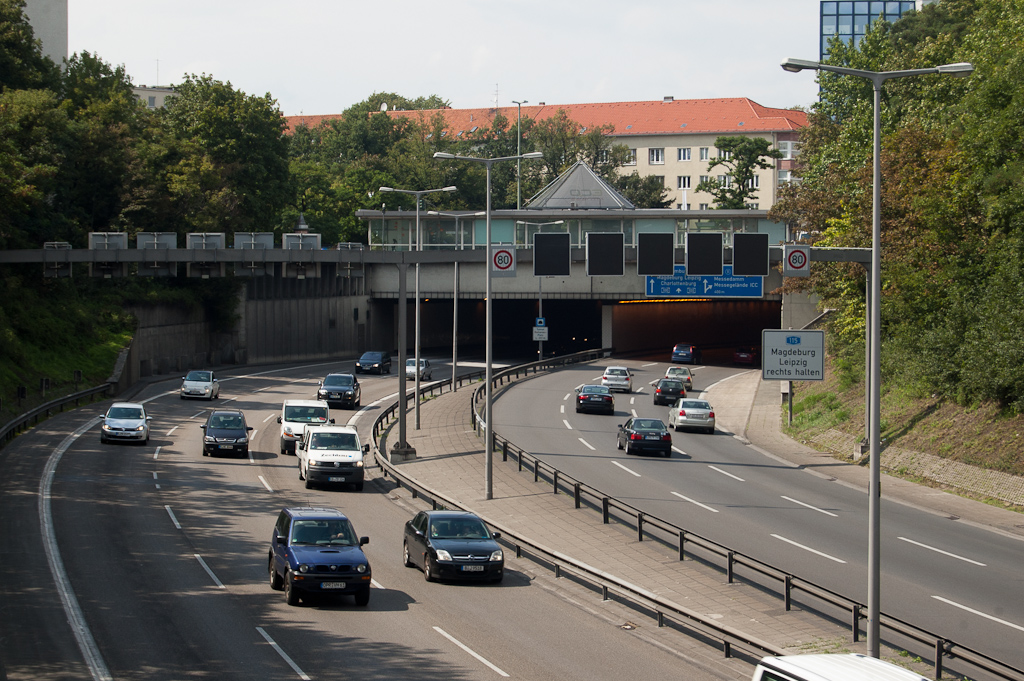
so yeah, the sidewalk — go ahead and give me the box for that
[374,365,1024,670]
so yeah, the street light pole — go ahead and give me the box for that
[433,151,543,500]
[378,185,457,430]
[781,57,973,658]
[512,100,528,210]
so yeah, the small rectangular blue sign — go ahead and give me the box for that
[645,265,763,298]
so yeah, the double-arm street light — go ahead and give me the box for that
[433,151,544,500]
[516,220,565,359]
[781,57,973,659]
[378,185,457,434]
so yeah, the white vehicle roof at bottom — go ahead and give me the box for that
[752,654,929,681]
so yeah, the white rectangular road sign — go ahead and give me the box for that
[532,326,549,341]
[783,244,810,277]
[762,330,824,381]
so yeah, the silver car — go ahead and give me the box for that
[405,358,432,381]
[100,402,152,445]
[667,398,715,434]
[601,366,632,393]
[180,370,219,400]
[663,366,693,391]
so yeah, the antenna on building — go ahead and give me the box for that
[156,58,159,87]
[493,84,499,110]
[380,102,388,112]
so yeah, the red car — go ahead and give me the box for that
[733,347,758,365]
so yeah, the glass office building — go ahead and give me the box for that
[820,1,920,57]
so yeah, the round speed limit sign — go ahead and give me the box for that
[784,245,810,277]
[491,248,515,276]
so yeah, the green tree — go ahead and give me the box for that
[695,136,782,209]
[613,172,671,208]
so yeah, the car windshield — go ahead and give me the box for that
[679,400,711,410]
[108,407,143,419]
[291,519,356,546]
[430,518,490,540]
[634,419,666,431]
[360,353,381,361]
[668,368,690,376]
[309,432,358,450]
[185,371,211,382]
[284,406,329,422]
[210,414,243,429]
[323,375,353,387]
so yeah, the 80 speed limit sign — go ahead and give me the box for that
[491,247,516,277]
[783,244,810,278]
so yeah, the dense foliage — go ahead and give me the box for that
[768,0,1024,413]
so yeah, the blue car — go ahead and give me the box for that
[671,343,702,364]
[268,507,372,606]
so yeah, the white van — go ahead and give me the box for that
[751,654,929,681]
[296,425,369,491]
[277,399,332,455]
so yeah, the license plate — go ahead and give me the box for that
[218,444,234,449]
[461,565,484,572]
[328,476,346,482]
[321,582,346,589]
[329,393,340,398]
[645,434,660,440]
[114,432,131,437]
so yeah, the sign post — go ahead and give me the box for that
[762,330,825,381]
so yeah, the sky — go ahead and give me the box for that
[68,0,824,117]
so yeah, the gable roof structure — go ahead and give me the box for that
[527,161,634,210]
[284,97,807,137]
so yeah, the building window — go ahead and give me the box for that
[678,147,691,161]
[148,96,156,108]
[699,175,709,186]
[625,149,637,165]
[745,203,760,210]
[778,169,792,185]
[649,148,665,165]
[699,147,710,161]
[744,175,760,189]
[652,176,665,187]
[717,148,732,160]
[677,203,691,210]
[717,174,732,188]
[777,141,800,160]
[677,176,691,189]
[699,203,709,211]
[598,149,609,164]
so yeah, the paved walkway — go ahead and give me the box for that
[370,364,1024,672]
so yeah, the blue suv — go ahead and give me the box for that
[268,507,372,606]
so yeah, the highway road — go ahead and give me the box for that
[0,359,743,681]
[492,358,1024,670]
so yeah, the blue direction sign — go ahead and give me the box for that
[645,265,763,298]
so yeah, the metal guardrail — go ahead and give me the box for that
[454,360,1024,681]
[1,384,112,450]
[370,350,786,665]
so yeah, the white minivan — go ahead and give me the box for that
[751,654,929,681]
[277,399,332,455]
[296,425,369,491]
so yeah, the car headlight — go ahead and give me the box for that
[490,549,503,562]
[284,425,294,435]
[298,564,310,573]
[317,390,327,398]
[204,435,216,443]
[237,436,248,444]
[135,425,146,432]
[356,564,367,573]
[102,423,113,431]
[435,549,453,562]
[354,460,364,468]
[309,459,319,467]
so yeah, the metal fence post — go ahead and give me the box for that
[574,483,581,509]
[784,575,792,611]
[727,551,735,583]
[679,531,686,561]
[602,498,610,524]
[637,512,644,542]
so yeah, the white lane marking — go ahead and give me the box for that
[671,446,688,456]
[578,438,595,451]
[771,534,846,563]
[634,388,644,394]
[166,426,179,436]
[641,362,658,367]
[433,626,510,678]
[899,537,986,566]
[263,413,276,423]
[630,397,635,405]
[254,386,271,392]
[348,391,406,427]
[165,505,182,530]
[708,465,745,482]
[221,396,239,403]
[931,596,1024,632]
[562,419,572,430]
[560,405,565,414]
[671,492,718,513]
[190,411,204,419]
[564,392,571,401]
[194,554,226,589]
[153,446,161,460]
[40,417,114,681]
[371,579,384,589]
[153,472,158,479]
[631,409,638,418]
[783,496,838,517]
[256,627,311,680]
[258,476,274,493]
[612,461,641,477]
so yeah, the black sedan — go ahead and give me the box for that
[575,384,615,414]
[200,409,252,458]
[652,378,686,406]
[403,510,504,583]
[317,373,361,409]
[616,417,672,457]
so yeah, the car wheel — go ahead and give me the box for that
[100,436,107,444]
[403,542,415,568]
[674,424,681,432]
[285,575,300,606]
[575,406,581,413]
[298,463,304,481]
[269,556,283,590]
[616,438,623,450]
[202,448,209,457]
[304,471,312,490]
[354,587,370,607]
[240,448,248,459]
[423,555,434,582]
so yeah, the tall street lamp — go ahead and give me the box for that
[781,57,973,658]
[428,210,486,391]
[433,151,544,500]
[512,100,528,209]
[378,185,457,432]
[516,220,564,359]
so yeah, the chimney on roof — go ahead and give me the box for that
[664,96,674,103]
[538,102,545,106]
